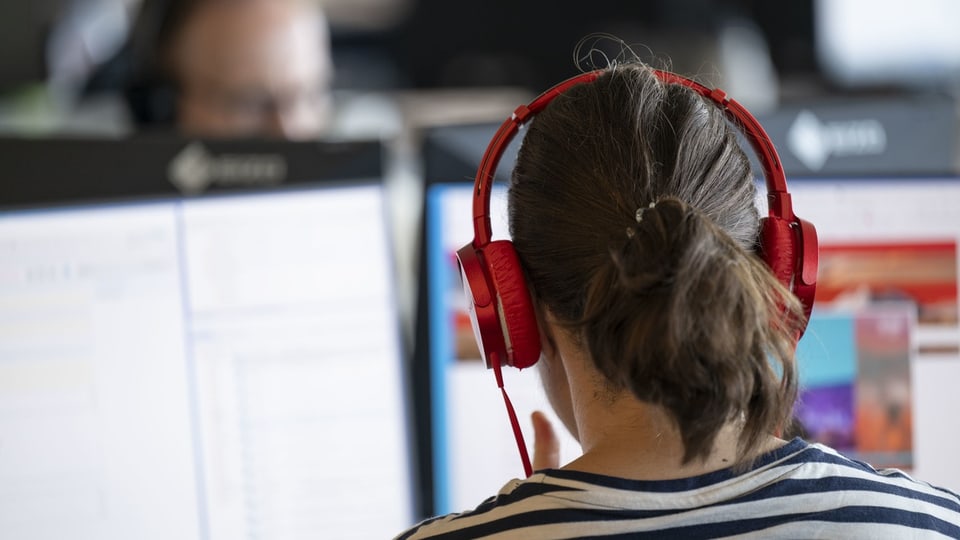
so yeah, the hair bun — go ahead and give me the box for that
[618,196,695,294]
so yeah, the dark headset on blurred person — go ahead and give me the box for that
[89,0,333,139]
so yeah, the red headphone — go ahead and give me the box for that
[456,68,819,375]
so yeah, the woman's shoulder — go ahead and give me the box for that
[392,477,535,540]
[394,441,960,539]
[764,439,960,513]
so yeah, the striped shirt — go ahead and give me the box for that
[396,439,960,539]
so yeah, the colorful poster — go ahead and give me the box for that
[794,240,957,469]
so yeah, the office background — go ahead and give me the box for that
[1,0,959,536]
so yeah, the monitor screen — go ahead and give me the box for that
[788,176,960,491]
[0,137,417,539]
[417,124,960,515]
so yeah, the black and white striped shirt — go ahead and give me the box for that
[397,439,960,539]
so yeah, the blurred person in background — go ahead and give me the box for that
[94,0,334,139]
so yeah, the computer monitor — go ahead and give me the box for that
[416,122,960,515]
[787,176,960,491]
[0,136,419,539]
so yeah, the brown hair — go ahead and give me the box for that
[508,62,806,464]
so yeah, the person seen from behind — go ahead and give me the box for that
[396,54,960,539]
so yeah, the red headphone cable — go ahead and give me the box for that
[491,352,534,477]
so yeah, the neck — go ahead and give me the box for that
[567,397,780,480]
[536,313,787,481]
[559,346,783,480]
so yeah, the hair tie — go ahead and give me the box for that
[635,201,656,223]
[626,201,657,238]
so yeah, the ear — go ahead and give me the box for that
[533,302,559,362]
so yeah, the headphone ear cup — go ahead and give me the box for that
[758,216,796,291]
[483,240,542,369]
[758,216,817,334]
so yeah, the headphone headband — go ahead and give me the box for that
[469,68,795,246]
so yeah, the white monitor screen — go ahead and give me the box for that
[815,0,960,87]
[423,176,960,515]
[0,183,415,539]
